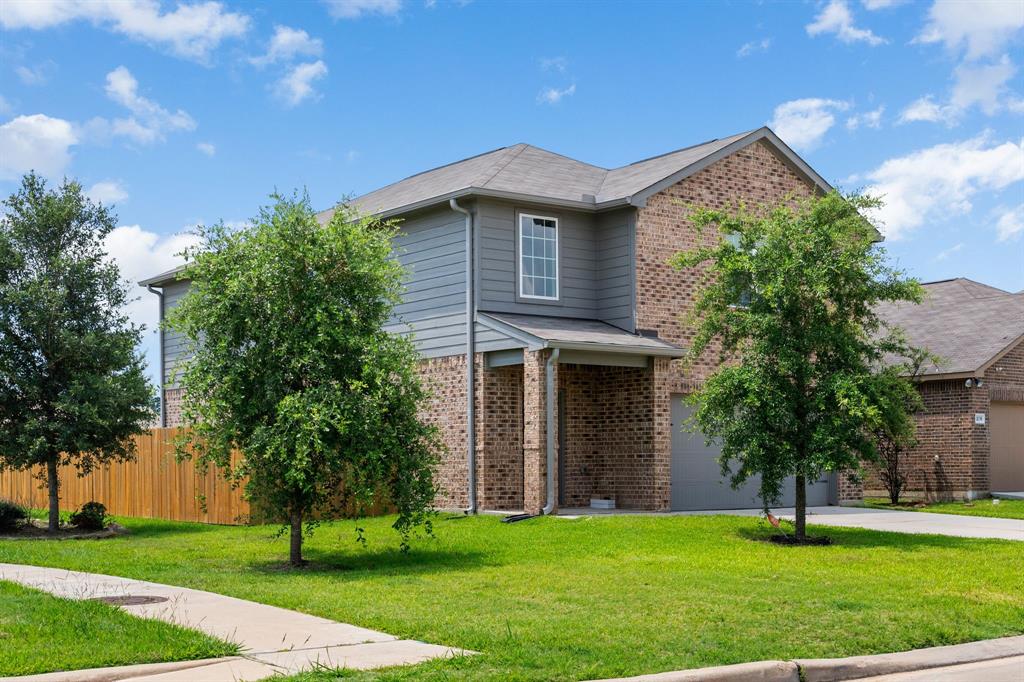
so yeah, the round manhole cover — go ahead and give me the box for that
[90,595,168,606]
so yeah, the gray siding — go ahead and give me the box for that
[162,279,191,387]
[386,206,470,357]
[595,208,635,332]
[475,199,636,332]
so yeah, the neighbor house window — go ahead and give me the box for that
[518,213,558,300]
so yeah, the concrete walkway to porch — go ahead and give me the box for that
[558,505,1023,541]
[0,563,467,681]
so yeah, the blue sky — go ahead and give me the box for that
[1,0,1022,383]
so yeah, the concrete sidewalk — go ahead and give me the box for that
[0,563,467,681]
[685,505,1024,541]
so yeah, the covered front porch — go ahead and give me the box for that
[474,313,685,515]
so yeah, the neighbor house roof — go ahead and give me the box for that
[876,278,1024,379]
[478,312,686,357]
[317,126,832,222]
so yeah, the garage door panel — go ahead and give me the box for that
[991,402,1024,491]
[671,395,829,511]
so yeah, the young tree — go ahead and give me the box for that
[0,174,154,531]
[169,193,438,566]
[873,349,931,505]
[672,191,922,541]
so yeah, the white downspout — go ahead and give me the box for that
[542,347,560,515]
[450,198,477,514]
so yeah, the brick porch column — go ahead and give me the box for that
[523,349,556,514]
[651,357,673,511]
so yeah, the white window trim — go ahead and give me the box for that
[517,212,559,301]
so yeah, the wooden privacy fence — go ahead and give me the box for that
[0,428,250,525]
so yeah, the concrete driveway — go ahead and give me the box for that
[683,506,1024,541]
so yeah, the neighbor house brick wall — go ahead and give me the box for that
[986,340,1024,403]
[163,388,185,427]
[864,379,991,500]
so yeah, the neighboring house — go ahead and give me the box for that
[871,278,1024,499]
[140,126,864,514]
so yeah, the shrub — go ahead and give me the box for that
[69,501,109,530]
[0,500,28,531]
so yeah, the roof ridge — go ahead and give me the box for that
[357,145,515,199]
[609,129,758,170]
[475,144,529,188]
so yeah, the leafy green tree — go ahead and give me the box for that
[672,191,922,541]
[169,193,438,566]
[0,173,154,531]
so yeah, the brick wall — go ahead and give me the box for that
[558,364,658,509]
[417,354,470,510]
[477,364,524,510]
[864,338,1024,500]
[163,388,185,427]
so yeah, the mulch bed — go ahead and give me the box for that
[767,534,832,546]
[0,520,128,541]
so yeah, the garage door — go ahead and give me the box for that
[670,395,830,511]
[991,402,1024,491]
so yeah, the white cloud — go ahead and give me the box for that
[846,105,885,130]
[0,0,250,62]
[862,0,905,8]
[322,0,402,19]
[196,141,216,156]
[540,56,568,73]
[806,0,887,46]
[995,204,1024,241]
[86,180,128,205]
[15,60,55,86]
[104,66,196,144]
[537,84,576,105]
[768,98,849,151]
[899,95,946,123]
[899,55,1020,125]
[0,113,78,179]
[737,38,772,58]
[861,134,1024,239]
[933,242,963,261]
[915,0,1024,61]
[250,25,323,67]
[274,60,328,107]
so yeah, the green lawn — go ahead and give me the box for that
[0,580,237,676]
[0,514,1021,681]
[864,497,1024,520]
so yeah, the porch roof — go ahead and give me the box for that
[478,312,686,357]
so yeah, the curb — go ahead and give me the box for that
[795,635,1024,682]
[590,635,1024,682]
[0,656,241,682]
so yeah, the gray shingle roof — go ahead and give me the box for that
[318,127,829,222]
[877,278,1024,378]
[479,312,686,356]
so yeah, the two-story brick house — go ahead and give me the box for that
[141,126,863,515]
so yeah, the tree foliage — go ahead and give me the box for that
[873,349,931,505]
[671,191,923,540]
[169,193,438,565]
[0,173,154,531]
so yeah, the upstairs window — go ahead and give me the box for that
[519,213,559,300]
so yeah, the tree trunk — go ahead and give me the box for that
[47,457,60,532]
[289,510,303,567]
[794,474,807,540]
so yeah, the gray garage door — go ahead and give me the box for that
[671,395,831,511]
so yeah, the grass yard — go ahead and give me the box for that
[0,513,1022,681]
[864,497,1024,520]
[0,580,237,676]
